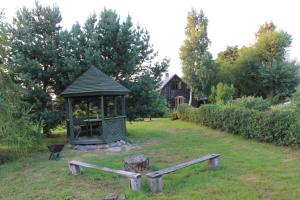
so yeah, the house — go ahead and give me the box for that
[159,73,201,110]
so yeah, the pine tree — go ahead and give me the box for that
[9,2,64,135]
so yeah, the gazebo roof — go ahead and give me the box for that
[61,66,130,97]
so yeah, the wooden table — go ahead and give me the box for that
[83,118,102,136]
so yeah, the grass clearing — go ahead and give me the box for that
[0,118,300,199]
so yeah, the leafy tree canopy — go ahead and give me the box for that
[180,9,217,102]
[216,21,299,98]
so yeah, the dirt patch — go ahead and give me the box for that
[242,174,261,184]
[167,128,192,134]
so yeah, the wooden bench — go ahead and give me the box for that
[146,154,221,192]
[69,160,142,191]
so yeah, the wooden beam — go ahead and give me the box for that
[101,96,104,119]
[69,160,142,191]
[67,98,74,141]
[146,154,220,193]
[146,154,220,178]
[148,176,163,192]
[122,96,125,116]
[114,96,117,116]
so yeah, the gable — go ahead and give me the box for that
[159,74,187,90]
[61,67,130,97]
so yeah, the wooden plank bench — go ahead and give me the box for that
[69,160,142,191]
[146,154,221,192]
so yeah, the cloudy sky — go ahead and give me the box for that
[2,0,300,75]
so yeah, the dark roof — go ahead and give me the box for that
[159,74,180,90]
[61,67,130,97]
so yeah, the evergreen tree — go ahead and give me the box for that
[61,9,169,119]
[9,2,64,135]
[180,9,216,105]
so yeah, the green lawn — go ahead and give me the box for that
[0,118,300,200]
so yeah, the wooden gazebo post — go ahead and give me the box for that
[67,98,74,140]
[101,96,104,121]
[122,96,126,116]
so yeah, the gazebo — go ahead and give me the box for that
[61,67,130,145]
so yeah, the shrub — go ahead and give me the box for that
[209,82,235,104]
[271,103,292,112]
[0,71,42,156]
[171,112,179,120]
[230,96,271,111]
[176,103,300,147]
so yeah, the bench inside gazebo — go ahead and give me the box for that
[61,67,130,145]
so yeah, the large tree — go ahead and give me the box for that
[180,9,216,105]
[216,22,299,98]
[9,2,64,135]
[216,46,239,85]
[58,9,169,119]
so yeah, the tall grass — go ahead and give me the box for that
[0,70,42,160]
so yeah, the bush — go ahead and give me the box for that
[271,103,292,112]
[171,112,179,120]
[230,96,271,111]
[176,103,300,146]
[0,71,42,156]
[209,82,235,104]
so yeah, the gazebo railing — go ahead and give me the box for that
[103,116,126,143]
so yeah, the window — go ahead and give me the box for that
[175,81,182,89]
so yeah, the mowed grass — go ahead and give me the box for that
[0,118,300,200]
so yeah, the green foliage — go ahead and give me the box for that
[292,88,300,115]
[177,103,300,146]
[230,96,271,111]
[270,103,292,112]
[216,46,239,85]
[233,47,263,96]
[180,9,217,99]
[216,22,300,98]
[0,71,42,156]
[8,4,169,124]
[209,82,235,104]
[9,2,64,135]
[258,59,299,97]
[171,111,179,120]
[127,74,169,120]
[0,12,41,156]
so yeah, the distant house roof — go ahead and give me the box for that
[61,66,130,97]
[159,74,179,90]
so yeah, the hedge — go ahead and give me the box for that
[177,103,300,147]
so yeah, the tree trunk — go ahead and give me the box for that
[189,88,193,105]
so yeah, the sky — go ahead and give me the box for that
[2,0,300,75]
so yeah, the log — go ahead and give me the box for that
[69,160,142,191]
[124,154,149,173]
[146,154,220,178]
[146,154,221,192]
[148,176,163,193]
[129,176,142,191]
[208,156,220,169]
[69,164,81,175]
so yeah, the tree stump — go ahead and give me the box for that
[124,155,149,173]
